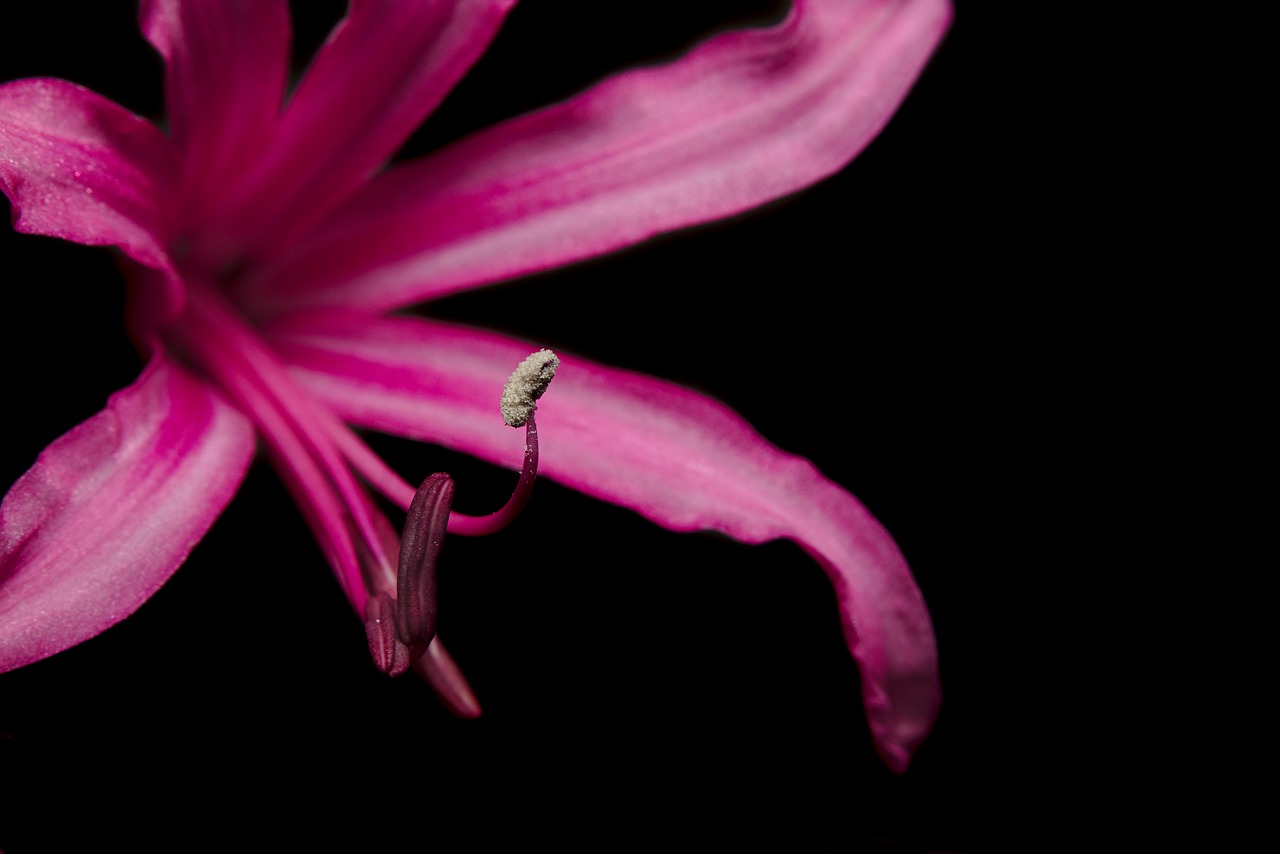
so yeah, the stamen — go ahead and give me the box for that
[396,473,454,652]
[448,350,558,537]
[368,349,560,688]
[364,593,411,677]
[500,349,559,427]
[363,497,479,707]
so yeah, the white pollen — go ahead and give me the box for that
[501,349,559,427]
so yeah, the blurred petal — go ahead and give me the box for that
[267,311,939,771]
[0,78,178,271]
[244,0,952,316]
[217,0,517,262]
[0,351,255,673]
[139,0,290,230]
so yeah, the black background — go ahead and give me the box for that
[0,2,1054,850]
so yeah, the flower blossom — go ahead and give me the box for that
[0,0,952,772]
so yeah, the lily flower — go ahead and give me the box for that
[0,0,951,772]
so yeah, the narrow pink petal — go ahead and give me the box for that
[266,311,939,772]
[0,350,255,673]
[138,0,290,237]
[0,78,178,271]
[212,0,517,265]
[242,0,952,317]
[416,638,482,719]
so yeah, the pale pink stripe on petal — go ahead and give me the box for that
[0,78,178,271]
[0,351,256,673]
[216,0,517,263]
[243,0,952,317]
[266,311,939,772]
[139,0,290,234]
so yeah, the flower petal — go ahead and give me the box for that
[212,0,517,266]
[0,349,255,673]
[138,0,290,235]
[0,78,178,271]
[266,311,939,772]
[242,0,952,317]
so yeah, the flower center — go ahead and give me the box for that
[162,279,557,699]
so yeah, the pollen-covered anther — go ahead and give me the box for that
[500,349,559,428]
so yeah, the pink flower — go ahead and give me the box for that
[0,0,950,772]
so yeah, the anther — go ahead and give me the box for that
[396,472,454,652]
[501,349,558,427]
[364,593,412,677]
